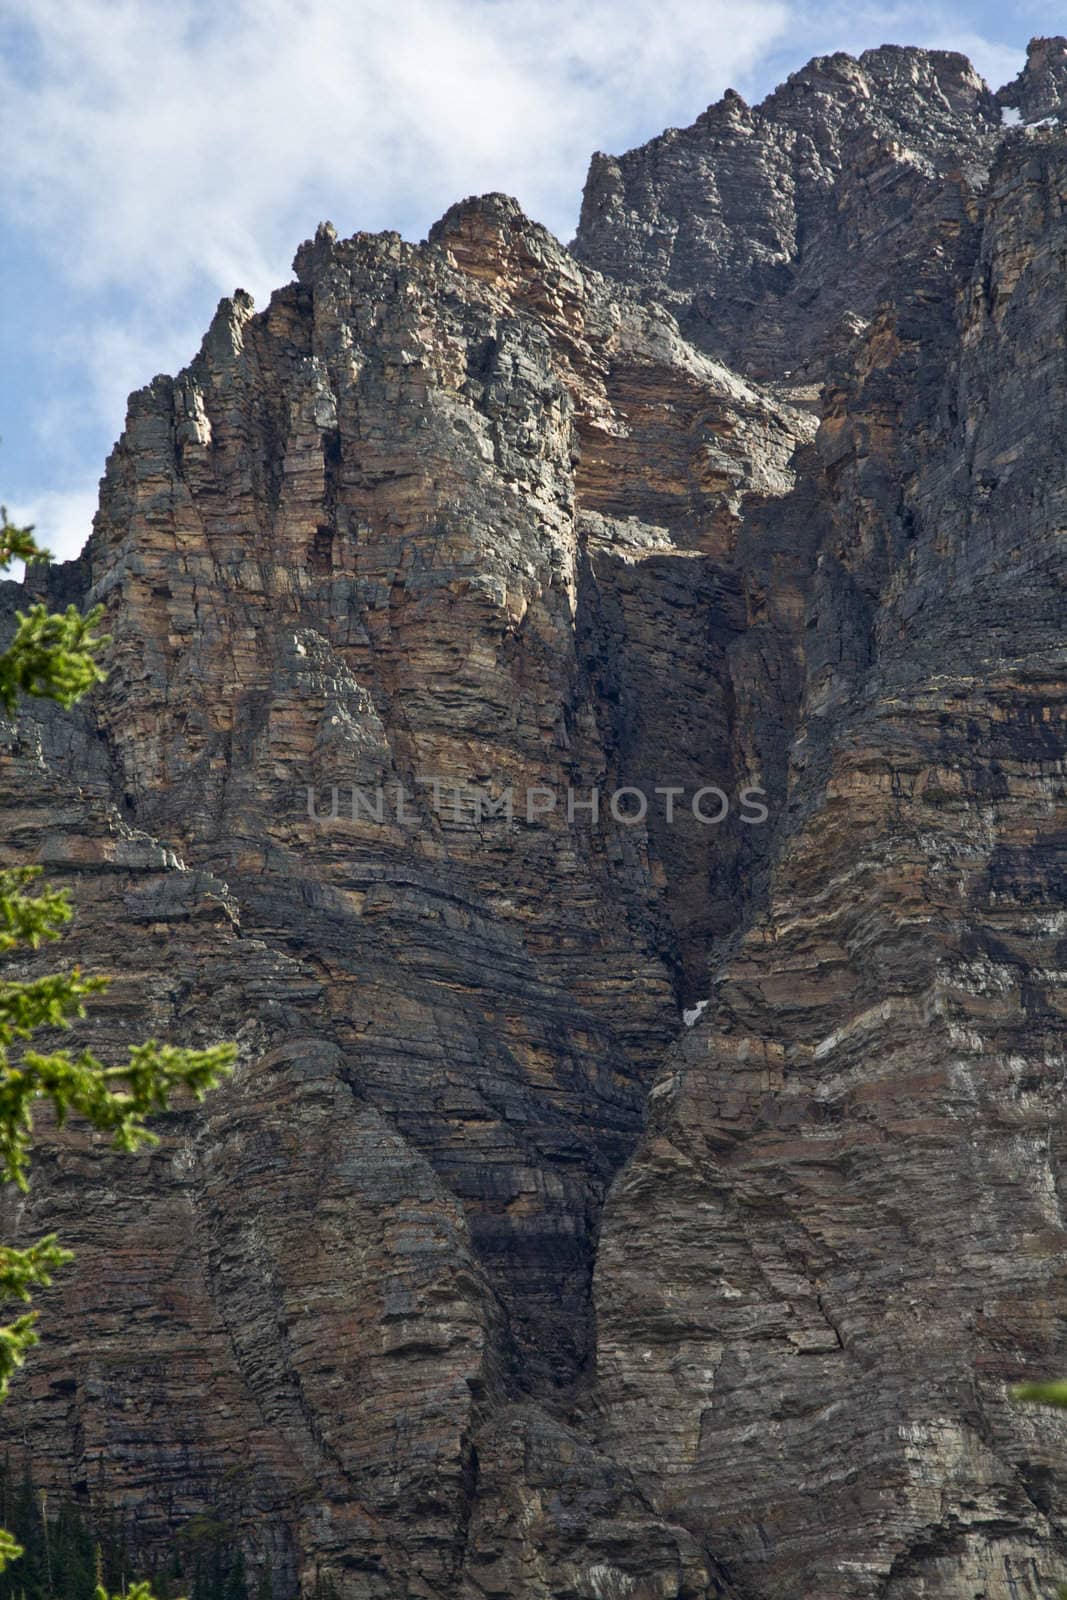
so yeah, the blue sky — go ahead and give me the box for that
[0,0,1057,561]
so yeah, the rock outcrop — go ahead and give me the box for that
[997,36,1067,123]
[4,33,1067,1600]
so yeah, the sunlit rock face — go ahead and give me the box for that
[3,35,1067,1600]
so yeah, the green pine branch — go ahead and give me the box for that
[0,603,109,716]
[0,868,73,953]
[0,492,236,1588]
[0,510,108,715]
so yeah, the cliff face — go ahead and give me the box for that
[3,32,1067,1600]
[572,45,1001,383]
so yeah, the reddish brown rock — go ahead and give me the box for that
[4,37,1067,1600]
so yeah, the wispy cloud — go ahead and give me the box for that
[5,486,98,570]
[0,0,790,306]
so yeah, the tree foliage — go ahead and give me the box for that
[0,507,237,1580]
[0,511,107,715]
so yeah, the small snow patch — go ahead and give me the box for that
[683,999,709,1027]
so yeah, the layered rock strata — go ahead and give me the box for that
[3,32,1067,1600]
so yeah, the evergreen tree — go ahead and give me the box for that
[0,511,106,716]
[0,1432,249,1600]
[0,505,237,1589]
[223,1549,245,1600]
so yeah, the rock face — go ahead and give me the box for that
[4,32,1067,1600]
[572,45,1000,382]
[998,37,1067,123]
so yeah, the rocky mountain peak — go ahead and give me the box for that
[573,42,1005,381]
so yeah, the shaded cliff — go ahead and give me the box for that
[3,31,1067,1600]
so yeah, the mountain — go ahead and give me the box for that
[4,32,1067,1600]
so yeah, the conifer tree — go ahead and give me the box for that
[0,513,106,717]
[0,505,237,1586]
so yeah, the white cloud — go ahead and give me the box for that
[5,487,98,565]
[0,0,790,312]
